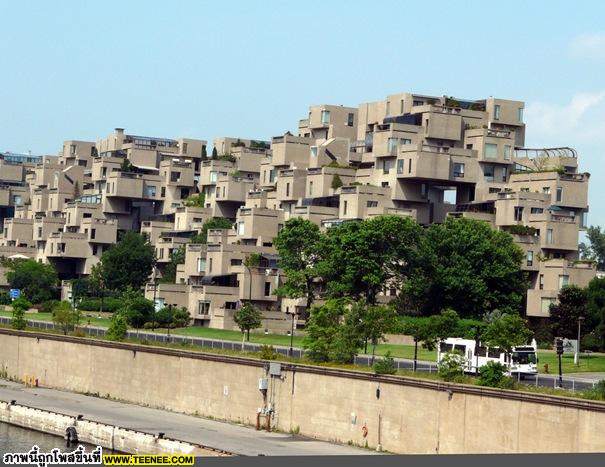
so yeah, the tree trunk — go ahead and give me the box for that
[247,328,250,342]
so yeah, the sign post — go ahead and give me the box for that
[9,289,21,301]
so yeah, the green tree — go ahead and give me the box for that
[119,289,155,329]
[353,301,398,362]
[303,299,349,362]
[579,226,605,270]
[373,351,397,375]
[52,301,82,335]
[172,307,191,328]
[191,217,233,244]
[107,313,128,341]
[549,285,588,339]
[478,361,515,389]
[481,313,533,368]
[6,259,58,304]
[11,297,31,330]
[331,174,343,190]
[98,231,156,292]
[201,145,208,161]
[233,303,263,341]
[586,277,605,349]
[404,218,527,318]
[319,215,422,304]
[184,192,206,208]
[120,158,134,172]
[274,218,322,316]
[161,246,186,284]
[88,263,107,312]
[211,147,218,158]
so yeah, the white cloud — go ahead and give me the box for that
[524,91,605,146]
[569,32,605,59]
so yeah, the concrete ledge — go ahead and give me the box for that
[0,400,233,456]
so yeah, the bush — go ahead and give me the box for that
[78,297,122,313]
[0,292,11,305]
[259,345,278,360]
[478,361,515,389]
[107,313,128,341]
[71,328,86,338]
[395,315,484,339]
[39,299,59,314]
[438,351,465,381]
[583,380,605,400]
[373,351,397,375]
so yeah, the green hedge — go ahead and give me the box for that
[77,297,123,313]
[393,315,484,338]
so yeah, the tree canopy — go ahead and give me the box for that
[97,231,156,292]
[580,226,605,270]
[403,217,527,318]
[481,313,533,360]
[549,285,588,339]
[233,303,263,341]
[6,259,58,304]
[191,217,233,244]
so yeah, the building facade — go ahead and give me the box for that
[0,92,594,331]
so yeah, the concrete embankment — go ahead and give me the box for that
[0,400,230,456]
[2,328,605,454]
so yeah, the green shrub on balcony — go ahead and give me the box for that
[508,225,537,236]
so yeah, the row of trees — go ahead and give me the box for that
[275,216,527,319]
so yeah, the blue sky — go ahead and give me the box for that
[1,1,604,225]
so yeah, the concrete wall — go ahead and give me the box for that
[1,330,605,454]
[0,401,228,456]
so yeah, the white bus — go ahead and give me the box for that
[437,337,538,376]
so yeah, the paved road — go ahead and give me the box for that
[0,380,374,456]
[2,316,601,392]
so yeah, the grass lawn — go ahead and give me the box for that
[536,351,605,374]
[0,310,113,328]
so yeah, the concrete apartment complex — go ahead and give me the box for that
[0,92,595,330]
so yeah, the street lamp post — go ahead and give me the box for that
[575,316,585,366]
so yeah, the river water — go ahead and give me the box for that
[0,422,101,455]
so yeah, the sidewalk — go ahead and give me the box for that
[0,380,374,456]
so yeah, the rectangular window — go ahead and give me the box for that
[198,300,210,316]
[264,281,271,296]
[230,258,243,266]
[400,99,404,113]
[541,298,555,314]
[269,169,276,183]
[210,171,217,183]
[366,200,378,208]
[408,159,412,173]
[484,164,495,182]
[383,159,391,174]
[539,274,544,290]
[92,245,98,255]
[37,227,42,237]
[559,274,569,290]
[518,108,524,123]
[144,185,156,198]
[90,229,96,240]
[527,250,533,267]
[320,110,331,125]
[387,137,397,153]
[556,187,563,202]
[310,146,318,158]
[286,182,290,197]
[197,257,206,272]
[484,143,498,160]
[343,200,348,215]
[547,228,553,244]
[347,113,354,127]
[413,100,424,106]
[397,159,404,174]
[504,145,511,160]
[421,183,427,198]
[514,206,524,222]
[494,105,501,120]
[208,258,213,273]
[543,186,551,195]
[309,181,313,196]
[238,222,245,235]
[501,166,508,182]
[453,163,465,178]
[400,138,412,145]
[531,207,544,214]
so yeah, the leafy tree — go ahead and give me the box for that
[373,351,397,375]
[579,226,605,270]
[120,159,134,172]
[211,147,218,158]
[478,361,515,389]
[437,351,465,381]
[331,174,343,190]
[354,301,398,362]
[52,301,82,335]
[549,285,588,339]
[71,277,92,303]
[233,303,263,341]
[191,217,233,244]
[6,259,58,304]
[201,145,208,161]
[11,297,31,330]
[586,277,605,349]
[400,309,460,371]
[107,313,128,341]
[172,307,191,328]
[161,246,185,284]
[319,215,422,304]
[303,299,348,362]
[404,218,527,318]
[274,218,322,316]
[481,313,533,368]
[88,263,107,311]
[98,231,156,292]
[119,289,155,329]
